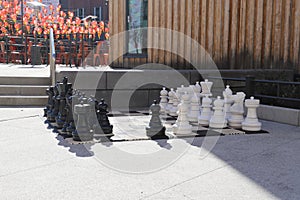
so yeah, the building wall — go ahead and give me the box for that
[109,0,300,74]
[59,0,109,22]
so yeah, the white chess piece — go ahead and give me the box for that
[188,94,200,123]
[173,92,192,135]
[166,88,175,114]
[242,97,262,131]
[228,92,246,129]
[159,87,168,114]
[223,85,233,120]
[209,96,227,129]
[198,94,212,126]
[200,79,213,97]
[176,85,185,102]
[186,85,195,107]
[170,91,179,116]
[194,81,202,105]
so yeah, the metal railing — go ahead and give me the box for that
[208,76,300,109]
[0,33,108,67]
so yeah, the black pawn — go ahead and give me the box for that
[95,99,113,137]
[46,86,54,120]
[62,88,73,135]
[146,100,167,140]
[49,83,60,122]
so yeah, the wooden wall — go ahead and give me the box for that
[109,0,300,73]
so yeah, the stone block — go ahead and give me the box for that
[257,105,300,126]
[108,89,149,109]
[106,70,191,90]
[56,71,106,90]
[148,89,161,104]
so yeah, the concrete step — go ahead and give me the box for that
[0,95,48,106]
[0,85,48,96]
[0,76,51,85]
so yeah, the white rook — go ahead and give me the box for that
[242,97,262,131]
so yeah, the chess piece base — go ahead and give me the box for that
[94,125,114,136]
[209,120,227,129]
[72,130,94,141]
[146,126,167,139]
[198,119,209,126]
[173,123,192,135]
[242,121,262,131]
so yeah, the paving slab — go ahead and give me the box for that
[0,63,50,77]
[0,107,299,200]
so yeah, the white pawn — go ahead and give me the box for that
[166,88,175,114]
[223,85,233,120]
[242,97,262,131]
[170,91,179,117]
[176,85,185,102]
[228,92,246,129]
[209,96,227,129]
[194,81,202,105]
[173,92,192,135]
[159,87,168,114]
[200,79,213,97]
[198,94,212,126]
[188,94,200,123]
[186,85,195,108]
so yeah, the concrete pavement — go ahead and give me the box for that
[0,107,299,200]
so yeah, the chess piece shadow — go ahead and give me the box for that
[154,139,172,150]
[55,135,94,157]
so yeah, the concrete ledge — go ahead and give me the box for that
[258,105,300,126]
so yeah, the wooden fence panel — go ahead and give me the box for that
[109,0,300,73]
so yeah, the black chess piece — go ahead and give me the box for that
[62,88,73,135]
[78,93,88,104]
[94,99,113,138]
[72,101,94,141]
[44,86,53,117]
[46,86,54,121]
[56,77,73,129]
[87,96,99,133]
[146,100,168,140]
[49,82,60,122]
[67,89,80,135]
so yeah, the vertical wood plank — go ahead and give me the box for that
[271,0,283,68]
[147,0,154,63]
[118,0,124,67]
[123,57,129,68]
[172,0,179,67]
[152,0,160,63]
[253,0,264,69]
[281,0,291,66]
[245,0,255,68]
[128,57,135,68]
[199,0,207,66]
[108,0,113,66]
[213,0,222,68]
[165,0,173,66]
[291,0,300,69]
[229,0,238,69]
[159,0,166,64]
[112,1,119,67]
[237,0,246,69]
[185,0,193,68]
[222,0,230,69]
[178,0,186,67]
[262,0,274,68]
[191,0,200,68]
[206,0,214,69]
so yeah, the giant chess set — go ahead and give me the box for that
[44,77,267,144]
